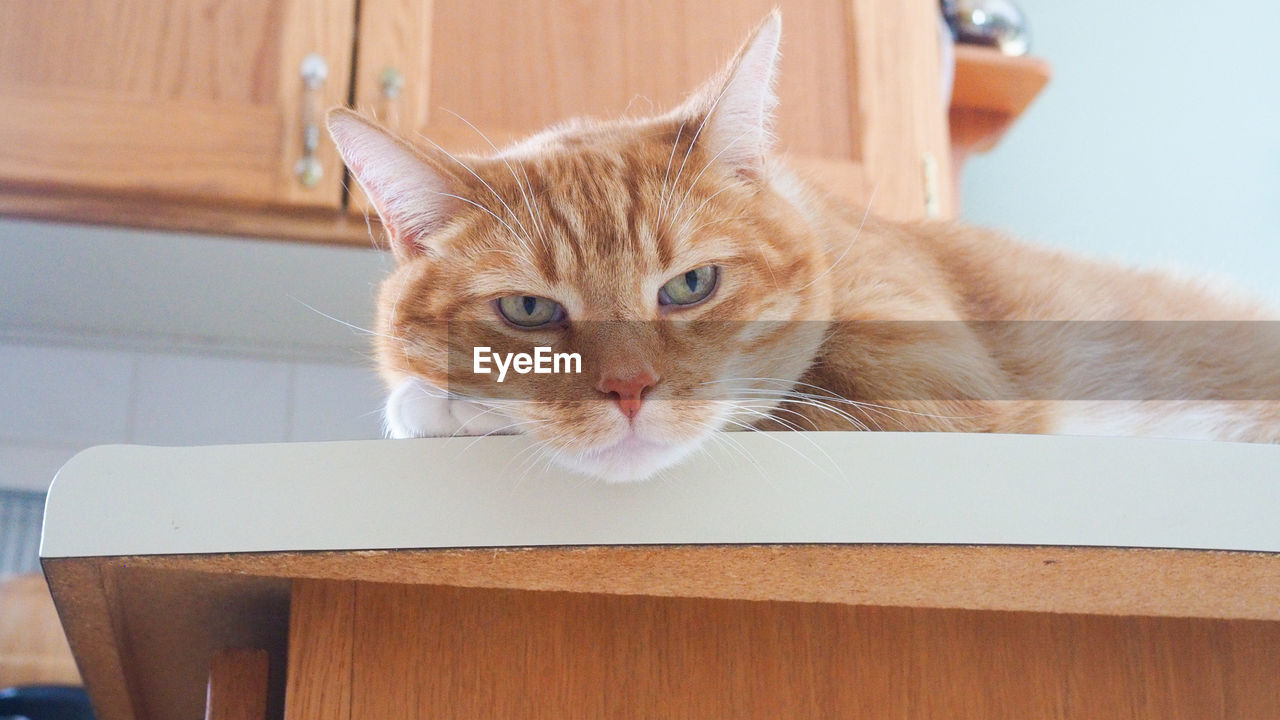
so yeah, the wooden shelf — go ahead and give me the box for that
[949,45,1052,187]
[0,185,377,247]
[952,44,1052,119]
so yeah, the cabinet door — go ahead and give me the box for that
[0,0,355,211]
[350,0,952,221]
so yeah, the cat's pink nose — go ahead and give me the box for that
[597,371,659,420]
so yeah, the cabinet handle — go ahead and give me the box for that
[378,66,405,126]
[921,152,941,218]
[295,53,329,188]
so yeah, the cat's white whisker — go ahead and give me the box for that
[656,121,687,227]
[716,377,980,422]
[426,190,537,262]
[495,440,551,497]
[672,184,737,239]
[738,388,880,430]
[729,404,806,432]
[451,407,520,439]
[356,405,392,421]
[415,133,538,254]
[668,129,752,227]
[722,403,844,475]
[290,297,399,342]
[458,417,545,448]
[733,402,820,432]
[726,388,873,429]
[519,165,548,243]
[505,435,560,489]
[662,60,742,216]
[694,440,726,474]
[521,436,574,487]
[440,107,549,247]
[681,215,753,238]
[714,417,810,487]
[705,431,762,479]
[796,184,877,293]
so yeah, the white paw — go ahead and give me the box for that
[384,377,518,438]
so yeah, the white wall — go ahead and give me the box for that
[0,219,390,357]
[962,0,1280,304]
[0,341,387,492]
[0,220,390,493]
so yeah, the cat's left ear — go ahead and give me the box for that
[327,108,462,262]
[679,11,782,179]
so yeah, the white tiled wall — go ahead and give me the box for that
[289,362,388,442]
[0,339,385,493]
[131,354,293,445]
[0,344,135,446]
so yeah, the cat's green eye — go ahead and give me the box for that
[497,295,565,328]
[659,265,718,307]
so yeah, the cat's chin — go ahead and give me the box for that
[385,377,707,482]
[560,433,703,484]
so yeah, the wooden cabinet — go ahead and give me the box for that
[43,548,1280,720]
[348,0,953,222]
[0,0,1043,243]
[0,1,354,211]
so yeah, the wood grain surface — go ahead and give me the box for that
[0,0,355,209]
[951,45,1052,118]
[845,0,955,219]
[43,544,1280,720]
[355,0,943,220]
[0,0,1027,241]
[422,0,855,159]
[42,559,140,720]
[61,545,1280,621]
[320,580,1280,720]
[283,581,355,720]
[204,648,269,720]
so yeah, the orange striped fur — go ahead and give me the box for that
[329,12,1279,481]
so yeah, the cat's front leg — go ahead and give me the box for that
[384,377,517,439]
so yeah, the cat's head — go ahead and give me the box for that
[330,13,834,481]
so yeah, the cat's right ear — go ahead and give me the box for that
[327,109,460,261]
[676,11,782,179]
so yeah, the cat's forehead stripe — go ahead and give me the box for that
[444,126,768,305]
[524,147,655,266]
[537,194,581,275]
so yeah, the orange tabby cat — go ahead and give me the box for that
[328,12,1279,481]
